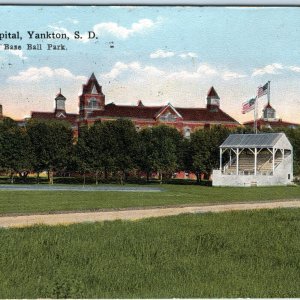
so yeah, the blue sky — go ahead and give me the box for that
[0,6,300,123]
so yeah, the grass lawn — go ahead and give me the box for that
[0,184,299,215]
[0,208,300,298]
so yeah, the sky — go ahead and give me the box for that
[0,6,300,124]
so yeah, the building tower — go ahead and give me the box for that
[79,73,105,119]
[55,89,66,116]
[262,103,276,120]
[206,86,220,111]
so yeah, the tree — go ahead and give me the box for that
[112,119,139,183]
[275,127,300,176]
[27,120,74,184]
[138,125,183,183]
[0,118,34,183]
[74,125,93,185]
[190,126,230,182]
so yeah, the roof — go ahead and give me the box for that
[31,112,78,124]
[264,103,274,109]
[91,103,239,124]
[82,73,103,95]
[244,118,300,128]
[221,133,285,148]
[55,92,66,100]
[207,86,220,98]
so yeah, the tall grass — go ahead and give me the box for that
[0,209,300,298]
[0,184,300,215]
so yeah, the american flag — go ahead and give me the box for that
[257,82,269,98]
[242,97,256,114]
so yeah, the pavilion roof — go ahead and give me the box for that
[220,133,286,148]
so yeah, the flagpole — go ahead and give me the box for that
[267,81,271,105]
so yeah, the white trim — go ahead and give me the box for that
[155,103,183,119]
[56,112,66,118]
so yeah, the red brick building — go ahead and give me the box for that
[243,102,300,130]
[31,73,240,137]
[77,74,239,136]
[31,89,79,136]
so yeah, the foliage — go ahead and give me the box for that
[190,126,230,180]
[1,117,300,183]
[26,119,74,183]
[0,118,34,182]
[138,125,183,182]
[277,127,300,175]
[1,209,300,298]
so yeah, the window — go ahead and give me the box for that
[160,112,177,122]
[88,97,98,109]
[184,128,191,138]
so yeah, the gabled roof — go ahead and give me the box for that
[154,103,183,119]
[207,86,220,98]
[221,133,286,148]
[82,73,103,95]
[90,103,239,124]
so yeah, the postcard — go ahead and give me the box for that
[0,4,300,299]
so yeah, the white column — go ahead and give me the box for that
[220,148,222,171]
[254,148,257,175]
[282,149,284,160]
[236,148,239,175]
[229,149,232,166]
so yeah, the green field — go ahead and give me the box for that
[0,184,300,215]
[0,208,300,298]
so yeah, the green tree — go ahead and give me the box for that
[0,118,34,183]
[27,120,74,184]
[138,125,183,183]
[276,127,300,176]
[113,119,139,183]
[190,126,230,182]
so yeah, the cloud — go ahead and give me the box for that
[222,70,247,80]
[167,64,218,80]
[49,18,158,43]
[197,64,218,75]
[252,63,300,76]
[252,63,284,76]
[93,18,156,39]
[103,61,165,79]
[150,50,198,59]
[179,52,198,59]
[8,67,86,82]
[0,45,28,60]
[9,50,28,60]
[103,61,245,82]
[49,25,78,40]
[150,49,175,58]
[288,65,300,72]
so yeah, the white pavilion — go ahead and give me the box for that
[212,133,293,186]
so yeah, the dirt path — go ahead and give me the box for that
[0,199,300,228]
